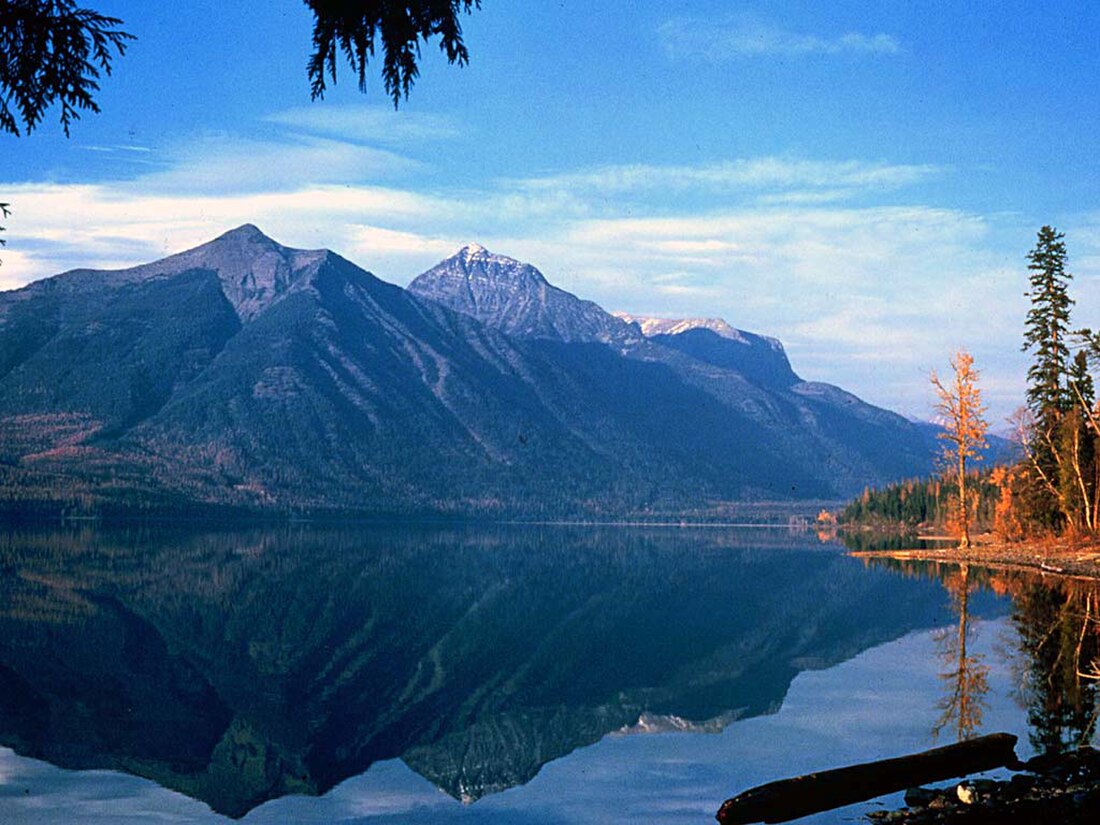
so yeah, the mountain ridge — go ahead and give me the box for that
[0,524,979,814]
[0,225,937,517]
[612,311,784,350]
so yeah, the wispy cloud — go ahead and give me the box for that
[138,132,423,193]
[659,17,902,61]
[264,104,460,144]
[79,144,152,154]
[0,181,458,280]
[512,158,940,199]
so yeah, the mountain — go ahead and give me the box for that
[0,227,936,518]
[612,312,797,386]
[410,244,643,345]
[411,244,938,497]
[613,312,769,342]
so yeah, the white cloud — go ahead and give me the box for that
[138,132,423,193]
[0,181,465,284]
[560,206,992,293]
[0,249,40,290]
[79,144,153,154]
[659,17,902,61]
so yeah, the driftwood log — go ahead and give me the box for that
[716,732,1019,824]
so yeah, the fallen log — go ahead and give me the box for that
[716,732,1019,824]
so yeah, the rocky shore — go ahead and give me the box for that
[866,747,1100,823]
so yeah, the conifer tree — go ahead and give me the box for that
[1023,226,1074,429]
[1068,350,1096,410]
[0,203,8,262]
[1018,227,1075,530]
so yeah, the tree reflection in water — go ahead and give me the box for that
[0,524,969,817]
[1012,575,1100,753]
[866,556,1100,753]
[933,563,991,742]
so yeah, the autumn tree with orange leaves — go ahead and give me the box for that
[932,351,989,549]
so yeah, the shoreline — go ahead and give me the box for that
[848,535,1100,580]
[865,747,1100,824]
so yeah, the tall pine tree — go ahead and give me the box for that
[1015,227,1075,532]
[1023,226,1074,429]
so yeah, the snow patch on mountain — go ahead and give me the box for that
[613,312,785,352]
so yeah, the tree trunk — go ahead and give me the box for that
[958,452,970,548]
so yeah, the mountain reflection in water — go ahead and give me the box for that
[0,524,993,819]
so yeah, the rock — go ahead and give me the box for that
[1023,752,1062,772]
[904,787,939,807]
[956,779,998,805]
[862,747,1100,823]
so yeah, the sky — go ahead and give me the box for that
[4,0,1100,425]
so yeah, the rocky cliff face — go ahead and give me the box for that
[410,244,644,345]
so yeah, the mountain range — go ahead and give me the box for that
[0,225,939,518]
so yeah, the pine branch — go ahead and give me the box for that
[0,1,134,137]
[306,1,479,107]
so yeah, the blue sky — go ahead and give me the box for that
[4,0,1100,423]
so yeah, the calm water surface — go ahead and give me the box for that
[0,524,1096,823]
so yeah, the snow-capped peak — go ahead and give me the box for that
[449,243,529,273]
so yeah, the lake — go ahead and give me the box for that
[0,524,1096,823]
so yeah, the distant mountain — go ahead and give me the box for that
[0,227,937,518]
[411,243,938,499]
[612,312,797,386]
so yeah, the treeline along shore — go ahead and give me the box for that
[840,226,1100,581]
